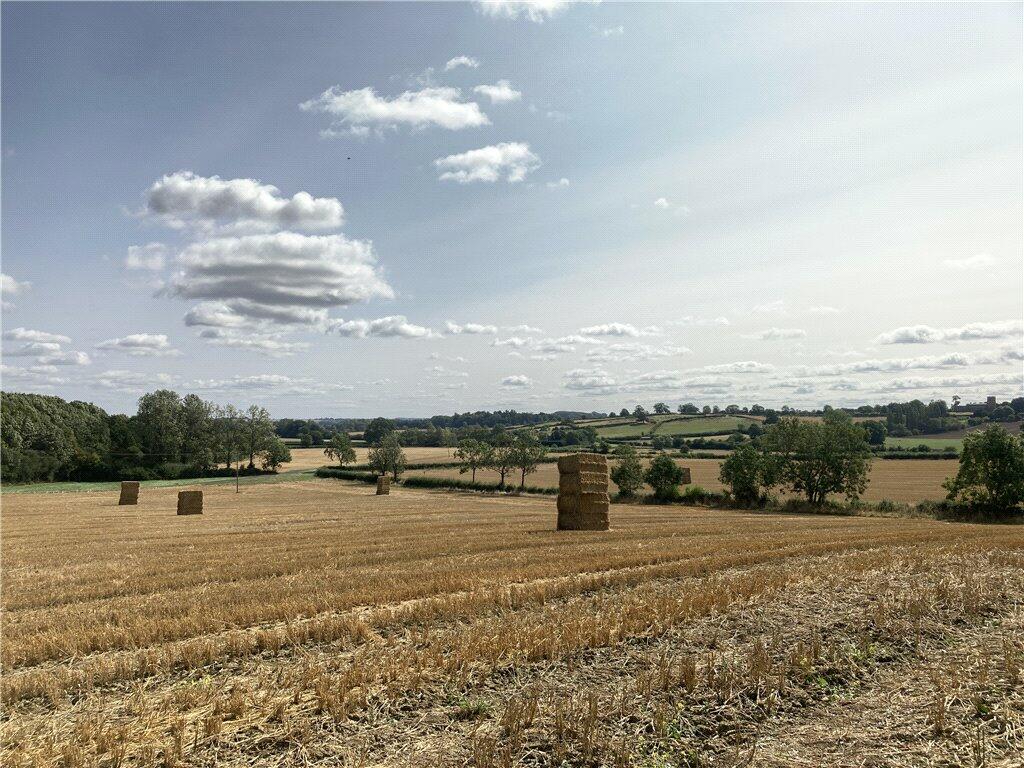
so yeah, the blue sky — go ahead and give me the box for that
[2,1,1022,417]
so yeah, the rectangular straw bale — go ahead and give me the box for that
[557,453,608,475]
[557,492,610,515]
[176,490,203,515]
[576,512,610,531]
[558,471,609,495]
[680,467,692,485]
[118,481,140,505]
[376,475,391,495]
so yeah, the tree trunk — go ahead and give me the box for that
[471,466,477,482]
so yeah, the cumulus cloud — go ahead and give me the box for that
[95,333,180,357]
[473,80,521,104]
[184,300,328,329]
[695,361,776,374]
[444,55,480,71]
[327,315,434,339]
[563,367,726,396]
[586,342,692,362]
[791,348,1023,378]
[506,324,543,334]
[476,1,573,23]
[167,233,393,316]
[125,242,170,270]
[300,86,489,135]
[435,142,540,183]
[546,177,570,189]
[0,364,70,388]
[3,327,71,344]
[669,315,730,327]
[188,373,348,395]
[501,374,533,388]
[1,272,30,296]
[876,321,1023,344]
[493,336,532,348]
[942,253,997,270]
[36,350,91,366]
[196,328,310,357]
[579,322,660,338]
[445,320,498,335]
[746,327,807,340]
[599,25,624,37]
[144,172,344,232]
[87,369,173,392]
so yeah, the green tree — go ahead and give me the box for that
[260,437,292,471]
[943,427,1024,513]
[990,405,1017,422]
[488,440,517,488]
[651,434,673,451]
[510,434,547,488]
[364,417,397,446]
[610,445,644,497]
[454,439,494,482]
[136,389,183,465]
[368,434,406,480]
[653,402,670,415]
[762,412,872,504]
[719,445,779,506]
[241,405,276,469]
[632,405,649,422]
[299,433,313,448]
[619,408,630,418]
[644,455,687,501]
[861,420,888,446]
[179,393,216,471]
[324,433,356,467]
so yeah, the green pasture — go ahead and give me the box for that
[885,436,963,451]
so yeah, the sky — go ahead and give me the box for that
[2,1,1022,418]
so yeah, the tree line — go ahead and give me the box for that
[1,390,291,483]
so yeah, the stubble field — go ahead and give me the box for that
[2,479,1021,767]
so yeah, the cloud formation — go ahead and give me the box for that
[876,321,1022,344]
[3,327,71,344]
[578,323,660,337]
[942,253,997,270]
[445,320,498,335]
[95,333,180,357]
[475,0,572,23]
[144,172,344,232]
[327,315,433,339]
[1,272,30,296]
[748,327,807,340]
[435,142,540,183]
[501,374,533,388]
[473,80,522,103]
[301,86,489,135]
[444,55,480,71]
[125,242,169,271]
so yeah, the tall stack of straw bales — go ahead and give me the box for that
[118,481,140,505]
[556,453,610,531]
[376,475,391,495]
[176,490,203,515]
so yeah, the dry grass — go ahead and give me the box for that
[2,479,1021,767]
[407,457,960,503]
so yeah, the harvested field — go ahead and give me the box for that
[408,457,961,503]
[1,480,1021,767]
[289,445,457,472]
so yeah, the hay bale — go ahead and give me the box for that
[558,470,609,495]
[680,467,692,485]
[176,490,203,515]
[557,453,610,531]
[118,481,140,505]
[376,475,391,495]
[557,453,608,475]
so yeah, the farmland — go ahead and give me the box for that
[2,479,1021,767]
[407,456,961,503]
[589,414,754,439]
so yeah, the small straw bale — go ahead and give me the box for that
[376,475,391,495]
[118,481,140,506]
[176,490,203,515]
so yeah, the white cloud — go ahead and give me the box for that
[300,86,489,135]
[1,273,30,296]
[695,361,776,374]
[578,322,660,337]
[36,350,91,366]
[144,171,344,232]
[0,364,69,387]
[586,342,692,362]
[473,80,522,104]
[942,253,997,270]
[327,315,434,339]
[3,327,71,344]
[669,315,730,327]
[196,328,310,357]
[493,336,532,348]
[125,242,169,271]
[599,25,624,37]
[5,341,63,357]
[652,197,691,215]
[506,324,543,334]
[653,197,670,209]
[747,327,807,340]
[752,299,787,314]
[95,333,180,357]
[791,348,1023,378]
[475,0,573,22]
[445,320,498,335]
[546,177,570,189]
[876,320,1023,344]
[444,55,480,71]
[183,300,328,329]
[501,374,533,388]
[87,370,173,392]
[167,233,393,316]
[435,142,540,183]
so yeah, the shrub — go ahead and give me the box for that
[610,445,644,497]
[643,455,687,501]
[943,427,1024,514]
[719,445,778,506]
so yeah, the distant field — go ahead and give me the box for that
[407,456,960,503]
[886,436,964,451]
[592,414,750,438]
[3,480,1020,767]
[290,445,457,471]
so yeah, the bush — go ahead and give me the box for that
[643,455,687,501]
[315,467,378,484]
[943,427,1024,514]
[609,446,644,497]
[400,475,557,495]
[719,445,778,506]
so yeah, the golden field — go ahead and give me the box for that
[1,478,1021,767]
